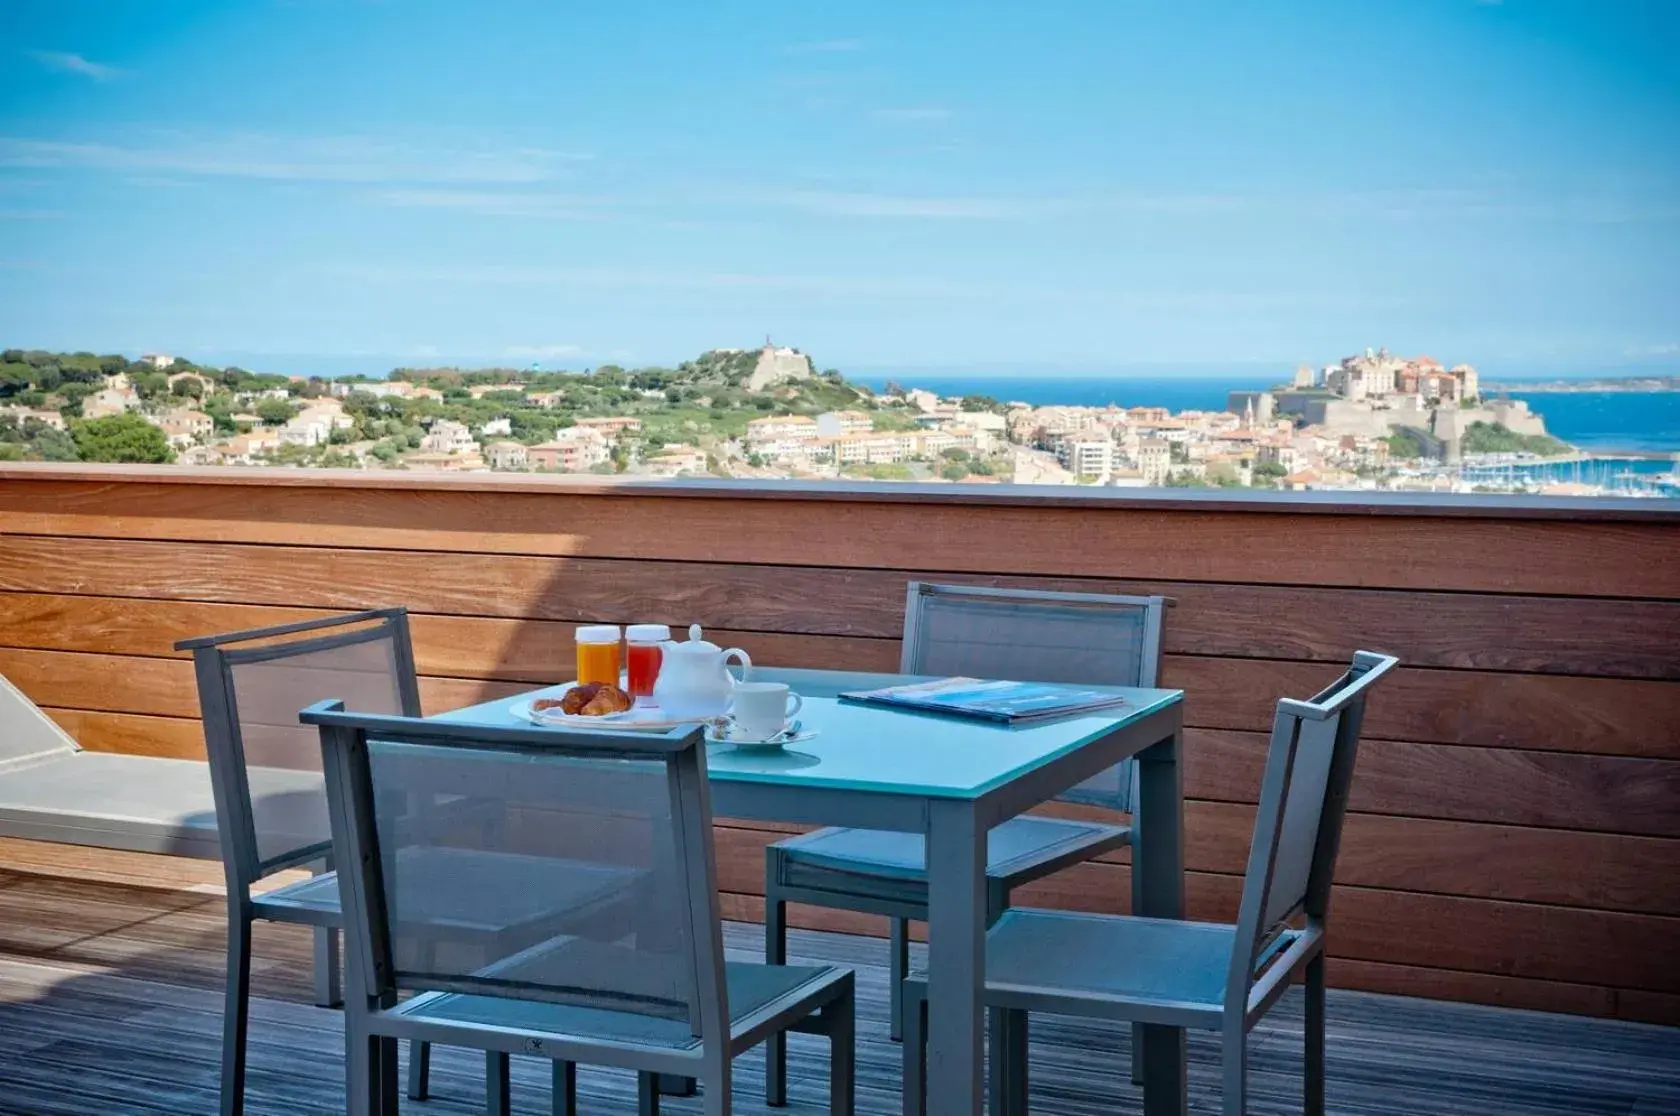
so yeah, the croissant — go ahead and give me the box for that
[552,682,633,717]
[580,684,633,716]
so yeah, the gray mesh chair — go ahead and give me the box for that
[303,703,856,1116]
[901,651,1400,1116]
[178,609,441,1116]
[764,582,1168,1100]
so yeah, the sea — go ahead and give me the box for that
[851,373,1680,458]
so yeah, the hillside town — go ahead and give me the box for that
[0,342,1620,495]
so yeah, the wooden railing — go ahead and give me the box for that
[1,463,1676,1024]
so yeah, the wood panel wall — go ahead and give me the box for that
[1,465,1677,1024]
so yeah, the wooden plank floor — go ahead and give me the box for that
[0,870,1676,1116]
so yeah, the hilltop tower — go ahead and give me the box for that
[747,336,814,391]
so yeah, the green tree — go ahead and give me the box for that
[134,372,170,399]
[871,410,922,432]
[940,447,970,462]
[255,397,296,425]
[1461,421,1568,457]
[22,421,78,462]
[70,413,174,463]
[171,378,204,400]
[1384,431,1424,460]
[940,462,969,482]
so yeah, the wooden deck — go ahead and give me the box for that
[0,867,1675,1116]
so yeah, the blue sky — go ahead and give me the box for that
[1,0,1676,378]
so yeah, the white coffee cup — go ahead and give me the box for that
[730,682,804,742]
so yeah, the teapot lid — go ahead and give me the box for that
[664,623,719,655]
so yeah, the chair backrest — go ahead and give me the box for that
[178,608,420,884]
[304,705,727,1048]
[1226,651,1398,998]
[900,582,1169,811]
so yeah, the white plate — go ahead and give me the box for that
[511,686,721,732]
[704,723,821,750]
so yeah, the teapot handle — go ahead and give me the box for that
[723,648,752,685]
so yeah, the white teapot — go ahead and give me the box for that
[653,624,752,720]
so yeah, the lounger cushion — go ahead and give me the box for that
[0,753,322,859]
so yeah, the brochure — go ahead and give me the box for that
[838,677,1128,723]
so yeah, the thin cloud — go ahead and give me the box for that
[326,261,1404,313]
[505,344,585,360]
[30,50,122,80]
[786,191,1019,219]
[0,134,590,185]
[873,107,953,122]
[375,188,613,219]
[784,39,865,54]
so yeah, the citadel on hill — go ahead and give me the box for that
[1228,348,1550,462]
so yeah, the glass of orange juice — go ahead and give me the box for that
[575,624,622,686]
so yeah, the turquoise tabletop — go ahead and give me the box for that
[433,676,1183,800]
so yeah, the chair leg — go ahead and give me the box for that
[987,1009,1030,1116]
[828,988,856,1116]
[376,1037,399,1116]
[988,1008,1006,1116]
[220,905,252,1116]
[1221,1025,1247,1116]
[889,917,910,1043]
[1130,861,1146,1087]
[552,1060,577,1116]
[345,1026,376,1116]
[406,1039,430,1100]
[638,1071,661,1116]
[313,925,343,1007]
[487,1051,511,1116]
[766,888,789,1106]
[902,991,927,1116]
[1306,953,1326,1116]
[702,1066,733,1116]
[997,1009,1028,1116]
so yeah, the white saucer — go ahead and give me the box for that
[704,723,820,750]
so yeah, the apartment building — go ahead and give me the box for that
[642,444,707,477]
[483,440,528,470]
[1056,438,1114,479]
[745,414,819,446]
[573,415,642,437]
[1136,438,1172,486]
[0,405,65,430]
[831,432,919,465]
[815,410,875,436]
[418,419,477,455]
[528,427,610,472]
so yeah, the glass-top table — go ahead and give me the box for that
[436,666,1189,1116]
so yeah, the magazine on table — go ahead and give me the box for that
[838,676,1129,724]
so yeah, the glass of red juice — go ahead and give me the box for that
[625,624,670,702]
